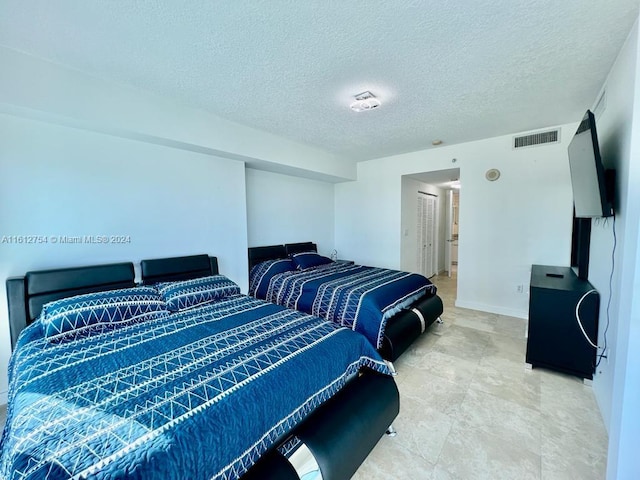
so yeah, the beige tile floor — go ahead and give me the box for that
[352,271,608,480]
[0,272,607,479]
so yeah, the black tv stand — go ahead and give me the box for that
[526,265,599,380]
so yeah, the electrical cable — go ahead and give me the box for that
[575,289,599,348]
[596,214,616,367]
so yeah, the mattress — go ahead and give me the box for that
[250,260,436,349]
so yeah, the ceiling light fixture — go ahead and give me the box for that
[350,91,380,112]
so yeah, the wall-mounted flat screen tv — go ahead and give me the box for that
[567,110,614,218]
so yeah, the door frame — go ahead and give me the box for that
[445,189,454,277]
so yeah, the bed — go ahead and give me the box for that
[2,256,399,480]
[248,242,444,362]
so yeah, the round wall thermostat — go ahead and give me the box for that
[485,168,501,181]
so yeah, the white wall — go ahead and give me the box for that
[336,130,575,319]
[400,178,447,275]
[589,16,637,433]
[0,113,249,403]
[245,168,335,255]
[335,168,403,270]
[615,227,640,480]
[586,18,640,479]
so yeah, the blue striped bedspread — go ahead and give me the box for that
[0,295,390,480]
[251,261,437,349]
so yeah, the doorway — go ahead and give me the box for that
[400,168,460,300]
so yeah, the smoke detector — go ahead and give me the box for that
[485,169,501,181]
[350,91,381,112]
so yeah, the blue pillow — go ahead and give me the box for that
[155,275,241,312]
[249,258,296,298]
[41,286,167,341]
[291,252,333,270]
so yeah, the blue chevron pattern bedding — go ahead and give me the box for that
[0,295,390,480]
[250,261,437,349]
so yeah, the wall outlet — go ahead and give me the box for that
[516,284,525,293]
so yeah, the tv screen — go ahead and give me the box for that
[567,110,613,218]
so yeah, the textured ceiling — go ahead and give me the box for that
[1,1,638,162]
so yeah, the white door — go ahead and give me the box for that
[417,192,436,277]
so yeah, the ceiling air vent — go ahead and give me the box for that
[513,129,560,149]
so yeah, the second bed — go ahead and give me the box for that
[248,242,444,361]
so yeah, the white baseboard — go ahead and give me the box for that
[454,299,528,320]
[0,390,7,405]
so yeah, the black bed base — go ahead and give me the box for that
[244,372,399,480]
[247,242,444,362]
[380,294,444,361]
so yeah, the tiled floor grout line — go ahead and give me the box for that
[353,270,606,479]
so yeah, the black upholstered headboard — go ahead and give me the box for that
[6,262,136,350]
[247,245,287,270]
[285,242,317,256]
[247,243,319,270]
[140,254,219,284]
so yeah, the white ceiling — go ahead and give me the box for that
[1,1,638,162]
